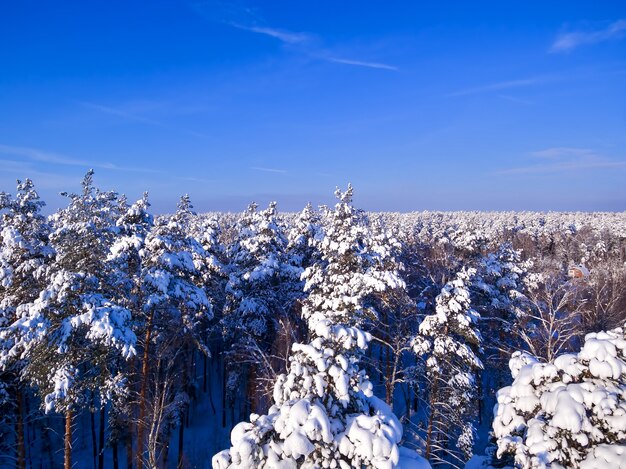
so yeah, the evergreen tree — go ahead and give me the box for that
[287,202,321,279]
[0,179,53,469]
[136,194,213,469]
[107,193,154,468]
[472,242,532,422]
[413,268,483,467]
[492,325,626,468]
[3,171,136,469]
[223,201,302,412]
[213,185,405,468]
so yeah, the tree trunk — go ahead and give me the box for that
[177,415,185,469]
[221,360,227,427]
[42,414,54,469]
[64,410,72,469]
[98,405,105,469]
[385,346,393,405]
[126,356,136,469]
[137,310,155,469]
[91,407,98,469]
[425,379,438,460]
[477,375,483,425]
[207,365,216,415]
[112,442,119,469]
[126,431,133,469]
[16,387,26,469]
[203,354,207,393]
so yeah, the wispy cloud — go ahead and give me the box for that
[498,147,626,174]
[0,162,88,190]
[530,147,592,159]
[176,176,217,184]
[447,77,548,97]
[229,23,311,44]
[498,94,533,105]
[80,102,210,139]
[196,2,397,71]
[0,143,108,169]
[250,166,287,174]
[325,57,399,71]
[551,20,626,53]
[0,143,165,174]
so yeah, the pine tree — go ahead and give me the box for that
[473,241,531,347]
[213,185,405,468]
[472,241,531,423]
[0,179,53,469]
[3,171,136,469]
[366,218,417,407]
[492,325,626,468]
[107,193,154,468]
[413,268,483,467]
[136,194,213,469]
[223,201,302,412]
[287,202,321,279]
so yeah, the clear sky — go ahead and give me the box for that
[1,1,625,213]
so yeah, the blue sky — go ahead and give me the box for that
[1,1,625,213]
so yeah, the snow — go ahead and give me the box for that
[398,447,432,469]
[580,444,626,468]
[493,325,626,468]
[213,186,407,468]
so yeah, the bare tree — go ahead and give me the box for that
[517,275,585,362]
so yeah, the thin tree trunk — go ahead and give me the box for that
[207,367,216,415]
[98,405,105,469]
[221,360,227,427]
[385,346,393,405]
[203,354,207,393]
[477,375,483,426]
[178,347,187,468]
[425,379,437,460]
[137,310,155,469]
[42,414,53,469]
[126,356,136,469]
[16,387,26,469]
[177,415,185,469]
[64,410,72,469]
[112,442,119,469]
[25,393,33,469]
[91,406,98,469]
[126,434,133,469]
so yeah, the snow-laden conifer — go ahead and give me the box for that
[3,171,136,469]
[136,194,213,469]
[0,179,53,469]
[413,268,483,467]
[222,201,302,409]
[213,185,405,469]
[492,325,626,468]
[287,202,321,276]
[106,193,154,463]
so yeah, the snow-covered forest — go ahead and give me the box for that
[1,172,626,469]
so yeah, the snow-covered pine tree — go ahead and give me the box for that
[136,194,213,469]
[365,218,417,407]
[222,201,302,412]
[213,184,406,469]
[0,179,53,469]
[492,325,626,468]
[196,215,228,320]
[473,242,531,350]
[413,267,483,467]
[3,170,136,469]
[107,192,154,468]
[287,202,321,279]
[472,242,532,423]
